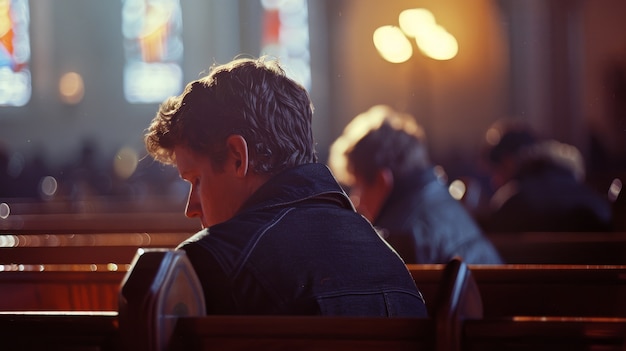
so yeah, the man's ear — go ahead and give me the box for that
[226,135,249,177]
[377,168,394,197]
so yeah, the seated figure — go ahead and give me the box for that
[329,105,502,264]
[143,58,428,317]
[480,119,612,232]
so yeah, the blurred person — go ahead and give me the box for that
[144,57,427,316]
[481,119,612,232]
[328,105,502,264]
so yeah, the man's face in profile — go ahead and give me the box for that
[174,146,243,228]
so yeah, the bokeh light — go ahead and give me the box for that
[373,25,413,64]
[399,8,436,38]
[113,147,139,179]
[608,178,622,202]
[59,72,85,104]
[414,25,458,61]
[449,179,467,200]
[39,175,58,198]
[0,202,9,219]
[377,8,458,63]
[485,127,502,146]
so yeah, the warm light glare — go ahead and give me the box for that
[377,7,459,62]
[373,25,413,64]
[608,178,622,202]
[0,1,11,36]
[113,147,139,179]
[399,8,436,38]
[449,179,467,200]
[59,72,85,104]
[0,235,18,247]
[485,127,502,146]
[415,25,458,61]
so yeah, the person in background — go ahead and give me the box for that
[328,105,502,264]
[144,57,427,317]
[480,119,613,232]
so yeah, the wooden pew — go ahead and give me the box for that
[3,231,625,316]
[0,311,119,351]
[0,232,191,266]
[0,270,125,311]
[485,231,626,264]
[0,212,200,233]
[408,264,626,318]
[409,264,626,350]
[2,249,626,350]
[118,249,482,351]
[0,196,199,233]
[462,316,626,351]
[0,232,192,311]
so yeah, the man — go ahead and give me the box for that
[481,119,612,232]
[329,105,502,264]
[144,57,427,316]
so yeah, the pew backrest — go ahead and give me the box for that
[485,231,626,264]
[0,311,119,350]
[118,249,206,351]
[0,270,125,311]
[409,264,626,317]
[462,316,626,351]
[118,250,481,351]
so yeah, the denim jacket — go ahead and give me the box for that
[375,168,502,264]
[178,163,427,317]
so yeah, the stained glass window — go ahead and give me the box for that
[260,0,311,90]
[0,0,31,107]
[122,0,183,103]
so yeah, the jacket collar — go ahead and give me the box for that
[375,167,439,223]
[237,163,355,214]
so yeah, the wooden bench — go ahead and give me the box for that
[0,311,119,350]
[0,196,198,233]
[0,270,125,311]
[409,264,626,318]
[462,316,626,351]
[2,248,626,350]
[118,249,482,351]
[409,264,626,350]
[3,231,626,317]
[0,232,189,311]
[485,231,626,264]
[0,232,191,266]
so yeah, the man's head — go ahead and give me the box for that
[145,57,317,227]
[482,119,537,188]
[329,105,429,221]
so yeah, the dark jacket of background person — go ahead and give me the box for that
[484,140,613,232]
[374,167,503,264]
[329,105,502,264]
[179,163,428,316]
[481,120,613,232]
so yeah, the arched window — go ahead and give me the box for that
[260,0,310,90]
[0,0,31,107]
[122,0,183,103]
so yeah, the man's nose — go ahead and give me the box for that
[185,187,202,218]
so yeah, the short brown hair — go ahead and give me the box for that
[329,105,429,185]
[145,56,317,174]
